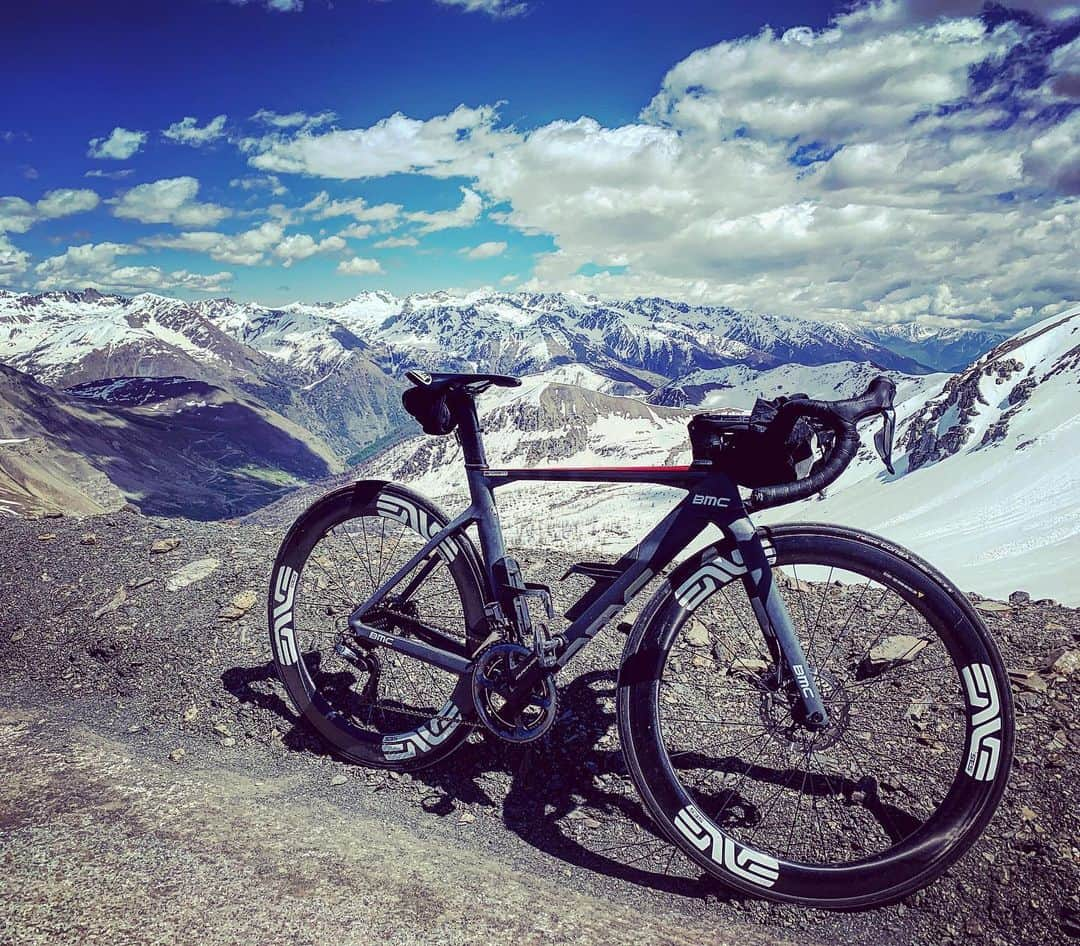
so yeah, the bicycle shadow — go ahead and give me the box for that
[220,660,736,900]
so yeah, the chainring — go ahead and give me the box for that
[470,641,558,743]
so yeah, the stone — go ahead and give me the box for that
[974,600,1012,613]
[458,811,476,824]
[1044,648,1080,677]
[168,748,186,763]
[684,625,710,647]
[93,586,127,621]
[1008,669,1048,693]
[38,533,57,541]
[129,576,154,589]
[165,558,220,592]
[864,634,929,672]
[220,737,236,748]
[1008,590,1031,605]
[150,538,181,554]
[218,589,258,621]
[212,722,232,737]
[79,532,97,546]
[10,629,24,642]
[727,656,770,676]
[330,774,348,786]
[182,704,199,723]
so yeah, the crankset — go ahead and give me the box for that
[470,642,558,743]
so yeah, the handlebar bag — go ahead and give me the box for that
[402,384,459,436]
[688,395,818,487]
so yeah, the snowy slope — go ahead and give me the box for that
[648,360,944,408]
[766,307,1080,604]
[356,369,694,551]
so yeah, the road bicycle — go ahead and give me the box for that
[268,370,1013,909]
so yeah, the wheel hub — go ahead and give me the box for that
[758,666,851,752]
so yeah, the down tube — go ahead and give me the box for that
[555,479,741,667]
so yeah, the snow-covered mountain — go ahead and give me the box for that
[0,364,340,519]
[0,289,404,456]
[767,306,1080,604]
[853,322,1008,373]
[277,290,932,381]
[647,360,943,408]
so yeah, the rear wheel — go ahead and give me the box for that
[268,481,487,769]
[617,523,1013,908]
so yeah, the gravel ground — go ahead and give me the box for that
[1,510,1077,946]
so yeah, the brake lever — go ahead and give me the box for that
[873,408,896,475]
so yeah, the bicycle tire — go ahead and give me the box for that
[617,522,1014,909]
[268,480,488,770]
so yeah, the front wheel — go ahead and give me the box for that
[617,523,1013,909]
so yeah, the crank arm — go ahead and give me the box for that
[349,619,470,677]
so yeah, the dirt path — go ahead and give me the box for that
[0,703,803,946]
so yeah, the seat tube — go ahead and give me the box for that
[456,397,507,583]
[730,519,831,730]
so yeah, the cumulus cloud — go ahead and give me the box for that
[0,189,100,233]
[374,235,419,248]
[0,234,30,278]
[406,186,483,232]
[338,223,374,239]
[225,0,303,12]
[163,115,228,146]
[251,109,336,130]
[34,242,230,293]
[110,177,231,228]
[229,174,288,196]
[143,221,286,265]
[85,168,135,180]
[435,0,528,16]
[337,256,384,275]
[274,232,347,267]
[302,192,402,222]
[248,105,511,179]
[461,240,507,259]
[87,127,147,160]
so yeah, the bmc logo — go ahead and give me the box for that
[692,494,730,508]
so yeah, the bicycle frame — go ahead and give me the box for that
[347,395,831,726]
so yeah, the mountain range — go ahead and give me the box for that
[0,285,1073,601]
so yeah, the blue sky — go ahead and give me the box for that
[2,0,1078,326]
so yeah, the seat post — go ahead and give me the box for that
[455,392,489,469]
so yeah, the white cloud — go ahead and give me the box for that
[226,0,304,12]
[461,240,507,259]
[338,223,374,239]
[435,0,528,16]
[274,232,347,267]
[374,235,419,248]
[110,177,231,228]
[85,168,135,180]
[303,192,402,222]
[500,273,519,284]
[228,8,1080,325]
[163,115,228,146]
[87,127,147,160]
[0,189,100,233]
[143,221,286,265]
[249,104,512,179]
[406,186,483,232]
[229,174,288,196]
[0,234,30,278]
[34,242,230,293]
[337,256,384,275]
[251,108,336,130]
